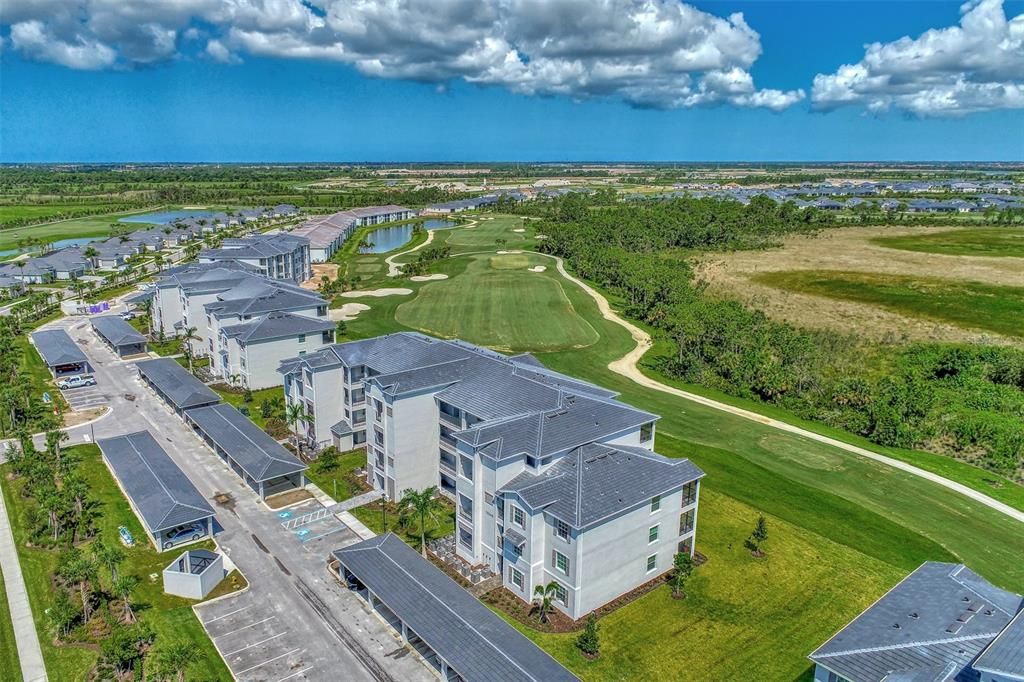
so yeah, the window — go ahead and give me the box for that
[648,525,659,543]
[552,550,569,575]
[640,421,654,442]
[650,495,661,512]
[352,409,366,425]
[298,334,306,343]
[344,388,350,404]
[680,509,695,535]
[682,481,698,507]
[460,455,474,481]
[552,582,568,605]
[353,430,367,445]
[509,567,524,590]
[387,406,393,417]
[512,542,523,558]
[374,427,384,446]
[322,331,331,343]
[511,505,525,527]
[646,554,657,572]
[555,520,570,541]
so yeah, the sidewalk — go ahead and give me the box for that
[0,482,47,681]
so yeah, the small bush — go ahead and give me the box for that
[264,417,290,439]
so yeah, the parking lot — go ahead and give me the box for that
[197,590,317,682]
[278,502,359,554]
[58,382,109,411]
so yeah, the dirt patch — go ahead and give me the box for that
[697,225,1024,345]
[265,488,313,509]
[300,263,340,290]
[63,406,108,428]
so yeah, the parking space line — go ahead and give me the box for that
[214,615,276,638]
[235,647,302,675]
[202,603,252,624]
[223,631,287,656]
[277,667,314,681]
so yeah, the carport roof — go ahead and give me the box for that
[136,358,221,410]
[30,329,88,367]
[97,431,214,534]
[186,403,306,482]
[334,534,579,682]
[91,315,147,348]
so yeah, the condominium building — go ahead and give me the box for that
[199,233,312,283]
[279,332,704,619]
[290,205,416,262]
[152,261,329,388]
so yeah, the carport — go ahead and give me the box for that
[136,357,220,416]
[333,534,580,682]
[185,403,306,501]
[97,430,215,551]
[91,315,148,357]
[30,329,90,377]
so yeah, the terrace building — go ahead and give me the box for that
[279,333,704,619]
[199,233,312,283]
[289,205,416,262]
[809,562,1024,682]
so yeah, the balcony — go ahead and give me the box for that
[459,506,473,523]
[439,453,456,474]
[439,412,461,429]
[439,431,458,449]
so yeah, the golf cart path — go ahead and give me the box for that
[543,253,1024,525]
[385,218,477,277]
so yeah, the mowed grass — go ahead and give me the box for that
[873,228,1024,258]
[395,252,599,352]
[0,445,230,681]
[0,208,160,251]
[509,490,901,681]
[753,270,1024,338]
[0,564,21,680]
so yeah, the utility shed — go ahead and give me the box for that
[136,358,221,415]
[91,315,147,357]
[30,329,90,377]
[185,403,306,500]
[334,534,579,682]
[163,549,224,599]
[97,431,215,551]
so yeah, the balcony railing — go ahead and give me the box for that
[459,507,473,522]
[439,432,457,449]
[440,455,456,474]
[439,412,461,429]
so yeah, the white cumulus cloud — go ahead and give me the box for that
[0,0,803,111]
[812,0,1024,116]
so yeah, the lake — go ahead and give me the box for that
[359,219,455,254]
[118,209,219,224]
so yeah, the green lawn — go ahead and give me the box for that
[0,445,230,680]
[507,490,901,681]
[0,208,162,251]
[349,498,456,552]
[0,564,21,681]
[753,270,1024,338]
[395,252,599,352]
[211,385,283,428]
[304,449,368,502]
[873,227,1024,258]
[15,335,67,428]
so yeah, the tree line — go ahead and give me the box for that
[534,194,1024,478]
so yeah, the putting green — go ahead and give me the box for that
[395,254,599,351]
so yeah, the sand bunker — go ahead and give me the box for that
[340,288,412,298]
[330,303,370,321]
[496,250,523,255]
[512,228,526,233]
[528,266,547,273]
[535,235,549,240]
[409,274,449,282]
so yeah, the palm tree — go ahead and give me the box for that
[59,552,98,623]
[181,326,199,373]
[112,574,138,624]
[139,298,153,336]
[155,640,200,682]
[398,486,441,557]
[92,538,125,583]
[285,402,307,454]
[532,582,561,624]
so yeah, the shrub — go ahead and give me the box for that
[575,614,600,657]
[238,405,250,417]
[263,417,290,439]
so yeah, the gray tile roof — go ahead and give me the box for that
[221,312,333,343]
[330,419,354,437]
[200,233,308,260]
[91,315,147,348]
[185,403,306,481]
[334,534,578,682]
[809,562,1023,682]
[205,283,324,318]
[97,431,214,534]
[500,443,703,529]
[136,358,221,410]
[971,609,1024,679]
[30,329,88,367]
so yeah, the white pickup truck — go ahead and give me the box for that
[57,375,96,390]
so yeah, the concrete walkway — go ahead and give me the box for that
[543,253,1024,526]
[0,480,47,681]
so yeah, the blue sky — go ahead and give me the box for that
[1,0,1022,162]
